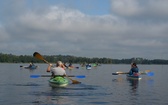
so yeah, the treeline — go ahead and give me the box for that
[0,53,168,64]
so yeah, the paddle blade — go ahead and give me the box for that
[33,52,49,63]
[75,67,79,69]
[30,75,41,78]
[72,80,81,84]
[147,72,154,76]
[33,52,44,60]
[112,73,119,75]
[75,75,86,78]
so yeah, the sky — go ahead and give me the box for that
[0,0,168,59]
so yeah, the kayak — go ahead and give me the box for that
[48,76,69,87]
[68,66,74,70]
[86,64,92,70]
[86,67,91,70]
[24,65,38,69]
[126,73,142,80]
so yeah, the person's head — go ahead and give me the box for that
[131,62,137,67]
[56,61,63,67]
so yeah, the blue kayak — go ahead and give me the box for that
[86,67,91,70]
[86,64,91,70]
[24,65,38,69]
[48,76,69,87]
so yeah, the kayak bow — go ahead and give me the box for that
[126,74,142,80]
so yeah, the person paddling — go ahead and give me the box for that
[46,61,66,78]
[129,62,139,75]
[46,61,81,84]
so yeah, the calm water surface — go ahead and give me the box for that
[0,63,168,105]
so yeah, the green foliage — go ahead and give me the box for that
[0,53,168,64]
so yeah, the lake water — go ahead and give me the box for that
[0,63,168,105]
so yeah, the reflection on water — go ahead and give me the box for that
[31,87,72,105]
[146,78,154,86]
[27,83,112,105]
[112,77,139,91]
[127,79,139,91]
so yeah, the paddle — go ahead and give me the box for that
[145,72,154,76]
[30,74,85,78]
[112,70,154,76]
[20,65,29,68]
[33,52,81,84]
[112,72,129,75]
[140,70,154,76]
[33,52,49,64]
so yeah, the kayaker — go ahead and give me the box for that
[129,62,139,75]
[86,64,91,68]
[29,62,32,67]
[47,61,81,84]
[29,62,35,68]
[68,63,73,68]
[46,61,66,77]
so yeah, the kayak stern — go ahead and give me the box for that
[49,77,69,88]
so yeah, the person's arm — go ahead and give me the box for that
[61,64,66,70]
[46,64,52,72]
[129,68,133,75]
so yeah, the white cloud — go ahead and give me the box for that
[111,0,143,17]
[111,0,168,21]
[0,1,168,59]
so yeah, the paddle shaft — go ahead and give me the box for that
[41,75,76,77]
[30,74,85,78]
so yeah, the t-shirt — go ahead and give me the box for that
[51,67,66,76]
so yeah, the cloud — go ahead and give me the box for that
[111,0,168,21]
[111,0,143,17]
[0,0,168,59]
